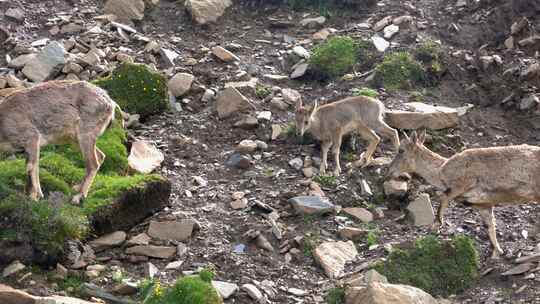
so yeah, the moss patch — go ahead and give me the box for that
[374,52,426,91]
[374,235,479,297]
[141,270,222,304]
[93,62,168,119]
[310,36,358,78]
[325,287,345,304]
[0,113,165,259]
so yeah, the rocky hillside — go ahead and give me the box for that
[1,0,540,303]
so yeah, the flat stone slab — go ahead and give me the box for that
[125,245,176,259]
[147,220,196,242]
[314,241,357,278]
[288,196,335,215]
[386,102,472,130]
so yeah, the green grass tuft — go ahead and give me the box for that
[374,235,479,297]
[140,272,222,304]
[313,174,337,187]
[93,62,169,119]
[255,85,272,99]
[352,87,379,98]
[325,287,345,304]
[374,52,426,91]
[310,36,358,78]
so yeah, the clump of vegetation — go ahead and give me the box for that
[57,275,85,297]
[310,36,358,78]
[140,269,222,304]
[303,232,320,257]
[366,230,378,247]
[374,235,479,297]
[0,111,163,257]
[325,287,345,304]
[313,174,337,187]
[414,40,444,85]
[352,87,379,98]
[255,85,272,99]
[374,52,426,91]
[93,62,168,119]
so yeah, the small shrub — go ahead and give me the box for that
[325,287,345,304]
[310,36,358,78]
[374,52,425,91]
[352,87,379,98]
[303,232,319,257]
[313,174,337,187]
[140,271,222,304]
[58,276,85,298]
[93,62,168,119]
[255,85,272,99]
[374,235,479,297]
[366,230,378,247]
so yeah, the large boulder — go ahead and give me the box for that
[385,102,470,130]
[185,0,232,25]
[216,87,252,119]
[104,0,145,22]
[346,282,438,304]
[314,241,357,278]
[22,42,67,83]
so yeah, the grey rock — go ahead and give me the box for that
[225,153,252,169]
[125,245,176,259]
[289,196,335,215]
[185,0,233,25]
[22,41,67,82]
[212,281,239,299]
[290,63,309,79]
[89,231,127,252]
[216,87,252,119]
[104,0,145,22]
[168,73,194,97]
[147,220,196,242]
[314,241,357,278]
[407,194,435,226]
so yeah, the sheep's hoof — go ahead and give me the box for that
[429,222,442,233]
[71,194,83,205]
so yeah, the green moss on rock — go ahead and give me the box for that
[141,270,222,304]
[0,113,167,260]
[310,36,358,78]
[93,62,169,119]
[374,235,479,297]
[374,52,426,91]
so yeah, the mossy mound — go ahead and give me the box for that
[309,36,358,78]
[93,62,169,119]
[374,235,479,297]
[373,52,426,91]
[141,270,223,304]
[0,117,170,264]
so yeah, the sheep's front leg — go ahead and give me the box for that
[25,137,44,201]
[332,133,343,176]
[476,205,503,259]
[319,141,332,175]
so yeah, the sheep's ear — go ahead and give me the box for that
[310,101,318,118]
[418,129,426,144]
[410,130,418,143]
[295,98,303,110]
